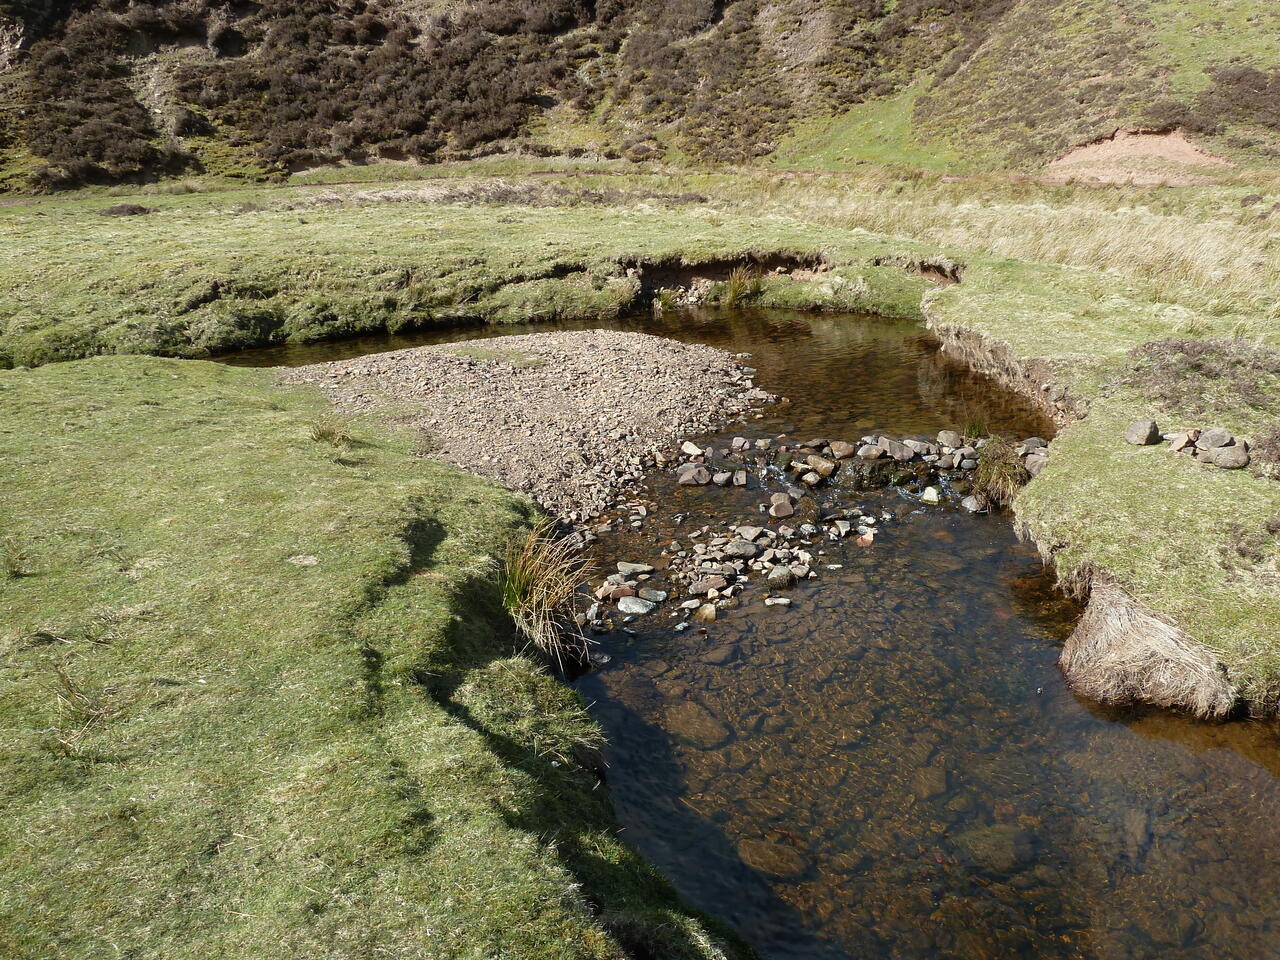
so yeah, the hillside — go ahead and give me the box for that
[1,0,1278,189]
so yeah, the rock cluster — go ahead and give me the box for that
[1124,420,1251,470]
[673,430,1054,493]
[281,330,775,522]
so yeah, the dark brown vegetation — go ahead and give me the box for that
[1114,338,1280,415]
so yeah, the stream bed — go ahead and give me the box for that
[227,310,1280,959]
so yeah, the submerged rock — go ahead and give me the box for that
[955,824,1036,874]
[617,596,656,615]
[738,838,807,879]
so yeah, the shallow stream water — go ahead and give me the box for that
[227,311,1280,959]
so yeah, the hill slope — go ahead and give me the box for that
[0,0,1277,187]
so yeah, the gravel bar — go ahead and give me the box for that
[282,330,774,522]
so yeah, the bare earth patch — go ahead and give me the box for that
[282,330,773,524]
[1043,128,1230,186]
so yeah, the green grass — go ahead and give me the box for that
[0,183,931,367]
[0,357,748,960]
[771,86,974,173]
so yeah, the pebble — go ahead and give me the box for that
[764,597,792,607]
[618,596,656,615]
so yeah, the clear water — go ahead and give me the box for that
[225,311,1280,959]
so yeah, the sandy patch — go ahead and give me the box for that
[1044,128,1230,187]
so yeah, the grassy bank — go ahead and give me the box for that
[0,180,931,367]
[0,357,747,959]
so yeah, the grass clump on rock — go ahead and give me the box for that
[974,436,1029,508]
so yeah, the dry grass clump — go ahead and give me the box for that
[1253,428,1280,480]
[721,266,763,307]
[3,539,32,580]
[308,414,353,447]
[1059,580,1238,718]
[500,519,594,669]
[47,658,118,758]
[1114,338,1280,415]
[973,436,1028,508]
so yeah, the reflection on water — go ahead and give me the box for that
[224,310,1280,959]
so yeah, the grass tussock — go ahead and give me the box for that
[3,539,32,579]
[720,266,763,307]
[974,436,1029,508]
[308,413,353,447]
[501,519,594,669]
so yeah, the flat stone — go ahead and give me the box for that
[904,439,938,456]
[702,644,738,665]
[617,561,654,575]
[769,501,795,519]
[689,575,729,595]
[1197,426,1234,450]
[638,587,668,602]
[735,525,764,541]
[677,465,711,486]
[828,440,856,459]
[856,444,883,460]
[1124,420,1162,445]
[693,603,718,623]
[1022,437,1048,449]
[680,440,704,457]
[1211,443,1250,469]
[955,824,1036,874]
[723,539,760,559]
[763,597,791,608]
[770,492,792,506]
[913,764,948,800]
[1169,429,1199,452]
[617,596,656,615]
[921,486,941,504]
[800,471,823,487]
[666,700,729,748]
[738,838,807,879]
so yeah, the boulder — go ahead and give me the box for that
[767,566,795,588]
[806,455,838,478]
[937,430,964,448]
[878,437,915,461]
[828,440,856,459]
[856,444,884,460]
[1211,443,1250,469]
[1197,426,1234,450]
[1124,420,1162,445]
[1024,454,1049,477]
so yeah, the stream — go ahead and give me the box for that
[226,310,1280,959]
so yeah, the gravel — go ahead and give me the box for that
[281,330,773,522]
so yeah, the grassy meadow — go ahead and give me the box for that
[0,357,747,959]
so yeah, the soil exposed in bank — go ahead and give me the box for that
[282,329,773,522]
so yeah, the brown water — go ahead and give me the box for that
[226,311,1280,960]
